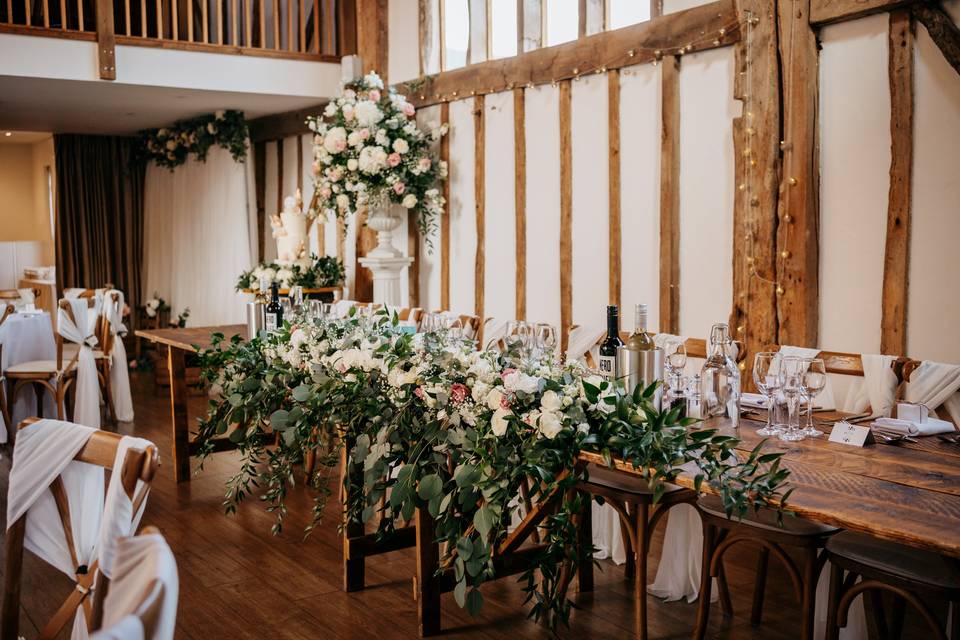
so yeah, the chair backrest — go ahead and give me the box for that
[0,305,13,327]
[2,418,159,640]
[0,288,40,301]
[58,297,102,370]
[762,345,906,378]
[899,358,959,426]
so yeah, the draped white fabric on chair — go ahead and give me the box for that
[104,289,134,422]
[842,354,899,417]
[143,146,252,326]
[903,361,960,425]
[59,297,102,428]
[7,420,156,639]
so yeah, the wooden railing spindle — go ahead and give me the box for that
[6,0,12,25]
[124,0,130,34]
[231,0,237,44]
[76,0,83,30]
[244,0,251,44]
[258,0,264,46]
[217,0,222,43]
[42,0,48,28]
[156,0,163,38]
[22,0,29,26]
[171,0,178,38]
[139,0,146,35]
[285,0,291,49]
[202,0,208,42]
[187,0,193,40]
[313,0,319,53]
[299,0,305,52]
[272,0,278,48]
[58,0,65,28]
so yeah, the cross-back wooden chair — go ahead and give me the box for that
[6,299,85,423]
[899,358,959,427]
[0,288,41,303]
[1,417,159,640]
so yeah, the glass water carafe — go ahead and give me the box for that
[699,323,742,429]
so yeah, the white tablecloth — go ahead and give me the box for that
[1,312,57,441]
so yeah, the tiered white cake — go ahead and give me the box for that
[271,189,308,264]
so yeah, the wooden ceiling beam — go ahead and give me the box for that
[912,2,960,76]
[810,0,916,25]
[397,0,740,107]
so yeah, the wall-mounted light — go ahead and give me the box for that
[3,132,11,137]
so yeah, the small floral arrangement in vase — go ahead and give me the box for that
[307,72,448,248]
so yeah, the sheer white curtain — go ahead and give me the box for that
[143,147,252,327]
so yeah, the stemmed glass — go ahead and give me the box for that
[536,324,558,361]
[280,297,293,321]
[753,352,783,437]
[289,286,305,314]
[801,358,826,437]
[779,356,806,442]
[309,300,324,323]
[664,339,687,395]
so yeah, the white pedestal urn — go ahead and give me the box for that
[358,202,413,306]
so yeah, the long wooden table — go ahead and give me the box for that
[135,325,247,482]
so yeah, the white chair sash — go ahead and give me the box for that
[842,354,898,418]
[104,289,134,422]
[96,533,178,640]
[565,325,605,364]
[90,615,144,640]
[333,299,357,318]
[903,360,960,426]
[17,287,36,305]
[7,420,156,639]
[59,297,102,428]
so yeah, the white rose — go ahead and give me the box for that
[485,388,505,411]
[262,267,276,281]
[324,103,337,117]
[538,411,564,439]
[358,146,388,174]
[336,194,350,210]
[324,127,347,154]
[393,138,409,154]
[541,390,563,413]
[354,100,383,127]
[503,371,539,395]
[402,194,418,209]
[471,380,490,404]
[491,407,511,437]
[375,129,389,146]
[347,158,359,171]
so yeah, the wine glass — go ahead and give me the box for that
[280,297,293,321]
[503,320,523,353]
[752,352,783,437]
[801,358,826,437]
[779,356,806,442]
[664,339,688,394]
[309,300,324,323]
[536,324,558,360]
[289,286,304,314]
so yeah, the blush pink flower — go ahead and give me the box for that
[500,395,512,410]
[414,386,426,401]
[403,103,416,117]
[334,139,347,152]
[450,383,468,404]
[369,89,381,101]
[360,128,370,140]
[418,157,432,172]
[388,153,402,167]
[393,181,406,195]
[500,368,517,380]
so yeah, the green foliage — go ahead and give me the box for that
[235,254,346,291]
[138,110,249,169]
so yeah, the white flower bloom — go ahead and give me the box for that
[375,129,389,146]
[503,371,539,395]
[485,388,505,411]
[541,390,563,413]
[491,407,511,437]
[402,194,418,209]
[358,146,388,174]
[538,411,564,439]
[347,158,359,171]
[324,103,337,117]
[336,194,350,210]
[324,127,347,154]
[354,100,384,127]
[392,138,409,154]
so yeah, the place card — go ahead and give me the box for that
[828,421,875,447]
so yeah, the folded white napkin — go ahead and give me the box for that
[741,392,767,409]
[873,416,956,437]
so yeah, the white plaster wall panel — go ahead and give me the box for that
[300,133,323,257]
[907,23,960,363]
[524,84,562,328]
[677,47,737,340]
[263,141,279,262]
[389,0,421,83]
[417,105,443,309]
[483,91,517,323]
[570,74,610,329]
[619,64,662,330]
[819,15,889,354]
[282,135,299,198]
[662,0,715,15]
[447,98,477,314]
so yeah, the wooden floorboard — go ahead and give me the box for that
[0,371,936,638]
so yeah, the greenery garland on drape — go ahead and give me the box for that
[137,110,248,169]
[195,311,791,631]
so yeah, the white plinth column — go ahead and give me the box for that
[359,255,414,306]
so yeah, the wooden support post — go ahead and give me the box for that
[276,138,284,216]
[911,3,960,77]
[514,87,527,320]
[337,0,357,55]
[440,101,451,310]
[559,80,573,353]
[408,214,420,307]
[731,0,780,374]
[474,95,486,318]
[95,0,116,80]
[608,69,621,310]
[659,56,680,335]
[253,140,266,262]
[341,444,366,591]
[776,0,820,348]
[880,9,913,356]
[415,507,441,636]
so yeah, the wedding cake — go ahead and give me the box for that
[271,190,309,264]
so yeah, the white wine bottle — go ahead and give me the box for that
[624,303,655,352]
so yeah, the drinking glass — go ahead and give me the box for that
[280,297,293,320]
[536,324,558,360]
[664,339,687,393]
[752,352,783,437]
[503,320,523,353]
[779,356,806,442]
[321,302,334,319]
[801,358,826,437]
[309,300,324,323]
[289,286,304,313]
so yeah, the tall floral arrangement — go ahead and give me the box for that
[306,73,448,241]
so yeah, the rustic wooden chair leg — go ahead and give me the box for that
[951,601,959,640]
[578,491,594,593]
[825,561,843,640]
[34,383,44,417]
[635,502,650,640]
[716,559,734,617]
[889,594,906,640]
[692,522,716,640]
[800,546,819,640]
[621,503,636,581]
[751,545,770,625]
[868,588,889,640]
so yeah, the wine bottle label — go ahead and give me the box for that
[265,313,278,331]
[598,355,617,380]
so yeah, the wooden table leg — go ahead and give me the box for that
[415,506,441,637]
[341,443,366,591]
[167,345,191,483]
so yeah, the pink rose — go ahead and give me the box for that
[360,129,370,140]
[500,395,511,410]
[369,89,381,101]
[403,103,416,117]
[500,368,517,380]
[330,168,343,182]
[393,181,405,195]
[335,139,347,152]
[414,386,426,401]
[418,158,432,171]
[388,153,402,167]
[450,383,468,404]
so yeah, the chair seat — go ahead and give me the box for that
[698,495,839,537]
[585,463,689,496]
[826,531,960,591]
[62,344,109,360]
[6,360,73,377]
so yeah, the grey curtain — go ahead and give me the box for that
[54,134,146,307]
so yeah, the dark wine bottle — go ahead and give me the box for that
[265,282,283,331]
[598,305,622,382]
